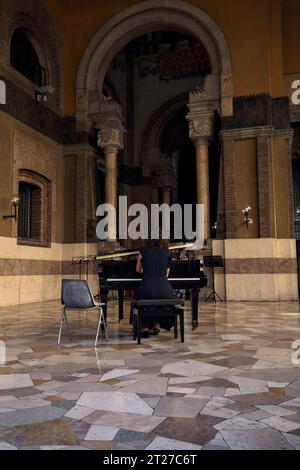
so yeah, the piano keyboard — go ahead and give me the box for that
[107,278,203,282]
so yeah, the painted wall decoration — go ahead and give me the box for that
[137,42,211,81]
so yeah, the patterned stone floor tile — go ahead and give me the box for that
[286,379,300,398]
[212,356,257,369]
[256,405,297,417]
[219,429,294,450]
[40,445,88,450]
[206,432,229,448]
[0,374,33,390]
[267,381,290,388]
[77,391,153,415]
[283,432,300,449]
[117,375,168,396]
[229,377,268,394]
[148,416,218,446]
[260,416,300,432]
[229,392,289,406]
[161,360,227,377]
[87,412,165,433]
[65,405,94,420]
[84,425,119,441]
[146,436,202,450]
[154,396,207,418]
[99,369,139,382]
[238,410,272,421]
[193,386,226,397]
[201,407,240,419]
[167,386,197,394]
[0,396,50,410]
[214,416,268,431]
[168,376,211,385]
[55,382,115,393]
[1,299,300,449]
[81,440,114,450]
[113,439,150,450]
[114,429,150,446]
[1,418,89,447]
[58,392,82,401]
[141,396,162,408]
[0,406,66,427]
[0,441,18,450]
[225,388,241,396]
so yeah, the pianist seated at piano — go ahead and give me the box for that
[134,238,176,338]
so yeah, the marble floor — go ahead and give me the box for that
[0,299,300,450]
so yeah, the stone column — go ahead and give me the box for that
[193,138,210,239]
[96,98,124,241]
[162,186,171,206]
[186,89,214,240]
[104,145,118,211]
[98,128,124,241]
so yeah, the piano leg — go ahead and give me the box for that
[118,290,124,322]
[191,288,199,330]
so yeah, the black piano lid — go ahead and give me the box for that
[99,259,204,279]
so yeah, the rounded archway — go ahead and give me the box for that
[76,0,233,126]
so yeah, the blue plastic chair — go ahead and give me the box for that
[58,279,108,346]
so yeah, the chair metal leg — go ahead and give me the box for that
[64,309,71,339]
[95,307,109,346]
[95,308,102,346]
[57,309,64,345]
[58,307,71,344]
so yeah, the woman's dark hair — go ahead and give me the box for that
[146,237,169,250]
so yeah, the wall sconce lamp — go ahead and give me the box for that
[242,205,253,229]
[296,207,300,216]
[3,197,19,220]
[35,85,55,103]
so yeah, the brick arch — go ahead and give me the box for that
[0,0,61,109]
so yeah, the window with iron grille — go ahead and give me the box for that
[17,171,51,247]
[18,182,42,241]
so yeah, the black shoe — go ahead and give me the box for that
[141,330,150,338]
[152,328,160,336]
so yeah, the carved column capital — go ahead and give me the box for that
[94,97,125,152]
[97,127,124,152]
[186,88,214,143]
[189,122,213,145]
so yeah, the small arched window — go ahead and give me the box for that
[10,28,46,86]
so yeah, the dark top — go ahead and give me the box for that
[134,246,175,300]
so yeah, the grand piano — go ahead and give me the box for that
[98,259,207,329]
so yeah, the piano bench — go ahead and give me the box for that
[131,299,184,344]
